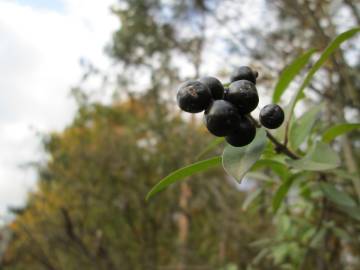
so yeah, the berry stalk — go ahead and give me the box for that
[249,115,299,160]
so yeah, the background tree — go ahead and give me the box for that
[1,0,360,269]
[1,95,273,269]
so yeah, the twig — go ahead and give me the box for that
[249,115,300,160]
[284,121,290,147]
[266,131,299,160]
[60,208,93,259]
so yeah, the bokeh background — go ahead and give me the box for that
[0,0,359,269]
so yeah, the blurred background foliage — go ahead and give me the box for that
[1,0,359,269]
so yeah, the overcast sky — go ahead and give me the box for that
[0,0,118,220]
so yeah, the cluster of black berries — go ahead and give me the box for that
[176,66,284,147]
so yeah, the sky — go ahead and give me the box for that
[0,0,118,220]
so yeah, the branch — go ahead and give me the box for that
[60,208,93,259]
[249,115,300,160]
[265,131,299,160]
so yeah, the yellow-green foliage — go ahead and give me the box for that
[3,95,272,270]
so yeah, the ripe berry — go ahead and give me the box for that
[226,80,259,114]
[177,80,212,113]
[259,104,284,129]
[204,100,239,137]
[199,76,224,100]
[225,116,256,147]
[230,66,257,84]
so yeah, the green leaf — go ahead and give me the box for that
[331,169,359,181]
[287,141,340,171]
[272,176,295,213]
[253,248,270,265]
[320,182,356,207]
[252,159,289,179]
[242,189,262,210]
[310,227,327,248]
[146,156,221,200]
[295,27,360,105]
[331,227,351,241]
[336,205,360,221]
[246,172,272,182]
[272,49,316,103]
[322,123,360,143]
[285,28,360,129]
[289,104,322,149]
[222,129,267,183]
[196,137,225,160]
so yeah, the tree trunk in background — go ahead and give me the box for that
[177,183,191,270]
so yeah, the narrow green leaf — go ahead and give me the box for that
[310,227,327,248]
[322,123,360,143]
[331,227,351,241]
[272,177,295,213]
[242,189,262,210]
[285,28,360,132]
[272,49,316,103]
[287,141,340,171]
[246,172,272,182]
[253,248,270,265]
[252,159,289,179]
[319,182,356,208]
[196,137,225,160]
[289,104,323,149]
[331,169,359,181]
[222,129,267,183]
[295,27,360,104]
[336,205,360,221]
[146,156,221,201]
[287,160,338,171]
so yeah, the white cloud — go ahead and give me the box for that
[0,0,118,219]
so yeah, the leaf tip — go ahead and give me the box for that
[145,194,154,202]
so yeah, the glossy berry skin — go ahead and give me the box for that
[230,66,257,84]
[199,76,224,100]
[176,80,212,113]
[260,104,285,129]
[226,80,259,114]
[225,116,256,147]
[204,100,239,137]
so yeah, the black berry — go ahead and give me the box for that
[204,100,240,137]
[199,76,224,100]
[225,116,256,147]
[230,66,257,84]
[176,80,212,113]
[226,80,259,114]
[259,104,284,129]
